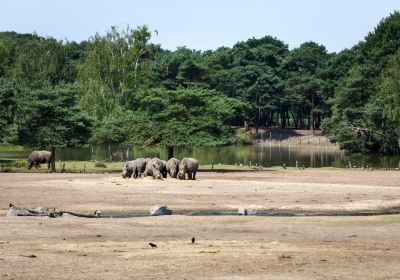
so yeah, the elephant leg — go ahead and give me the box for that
[188,171,192,180]
[192,171,196,180]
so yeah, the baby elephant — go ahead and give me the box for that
[178,157,199,180]
[27,150,53,169]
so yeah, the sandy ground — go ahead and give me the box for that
[1,170,400,279]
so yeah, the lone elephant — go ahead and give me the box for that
[27,150,53,170]
[166,158,180,178]
[178,157,199,180]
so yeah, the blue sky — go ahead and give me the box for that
[0,0,399,52]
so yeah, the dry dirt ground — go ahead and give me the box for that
[1,170,400,279]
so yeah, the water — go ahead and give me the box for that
[96,209,400,218]
[1,144,400,169]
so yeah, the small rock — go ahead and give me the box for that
[238,208,257,216]
[149,205,172,216]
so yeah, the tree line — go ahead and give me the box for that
[0,11,400,157]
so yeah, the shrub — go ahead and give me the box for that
[236,131,253,145]
[94,162,107,168]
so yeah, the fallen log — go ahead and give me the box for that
[7,203,101,218]
[48,210,102,218]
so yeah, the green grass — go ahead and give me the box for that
[0,160,124,173]
[0,159,397,173]
[200,164,263,171]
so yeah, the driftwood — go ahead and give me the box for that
[7,203,101,218]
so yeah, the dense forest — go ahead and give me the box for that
[0,12,400,156]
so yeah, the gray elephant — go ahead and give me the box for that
[143,157,164,179]
[166,158,180,178]
[122,160,136,178]
[178,157,199,180]
[27,150,53,169]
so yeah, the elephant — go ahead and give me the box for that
[122,160,136,178]
[27,150,53,169]
[143,157,164,179]
[166,158,180,178]
[178,157,199,180]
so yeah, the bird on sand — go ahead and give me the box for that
[148,242,157,248]
[191,237,195,244]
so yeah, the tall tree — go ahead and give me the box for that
[16,84,93,171]
[78,26,157,119]
[285,42,329,133]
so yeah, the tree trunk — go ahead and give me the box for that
[167,146,174,160]
[310,91,315,135]
[126,146,131,161]
[243,112,249,131]
[108,144,112,162]
[280,109,286,128]
[291,111,298,129]
[51,147,56,173]
[255,96,261,133]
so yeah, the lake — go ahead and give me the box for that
[1,144,400,169]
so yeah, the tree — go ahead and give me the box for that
[323,12,400,154]
[78,26,157,119]
[90,87,247,159]
[12,37,72,89]
[0,79,17,143]
[16,84,93,171]
[285,42,329,133]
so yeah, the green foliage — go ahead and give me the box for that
[16,83,93,148]
[236,131,253,145]
[0,79,17,143]
[94,162,107,168]
[324,11,400,154]
[78,26,157,119]
[12,37,73,89]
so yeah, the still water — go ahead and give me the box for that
[1,144,400,169]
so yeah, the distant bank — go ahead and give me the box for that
[251,128,337,147]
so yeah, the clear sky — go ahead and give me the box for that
[0,0,399,53]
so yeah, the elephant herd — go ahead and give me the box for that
[122,157,199,180]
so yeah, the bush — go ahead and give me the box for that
[236,131,253,145]
[94,162,107,168]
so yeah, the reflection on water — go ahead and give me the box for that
[1,144,400,169]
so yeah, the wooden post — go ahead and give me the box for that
[51,147,56,173]
[83,163,86,173]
